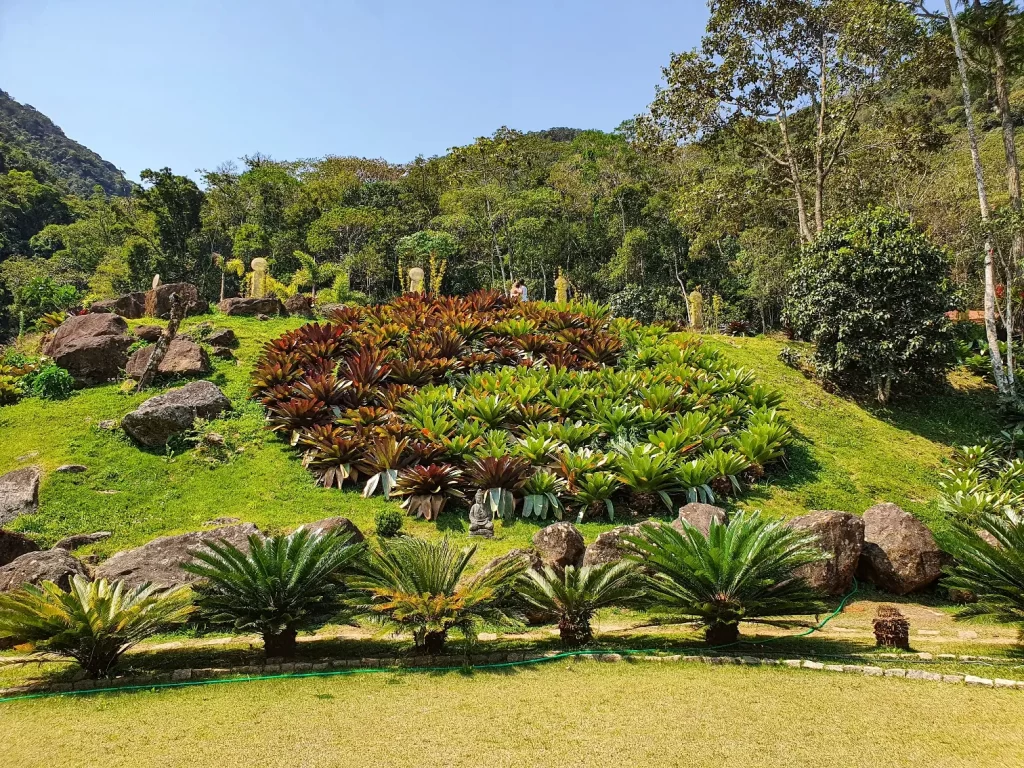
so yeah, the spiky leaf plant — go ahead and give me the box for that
[944,513,1024,629]
[624,513,826,645]
[468,456,532,519]
[573,472,621,522]
[0,577,193,678]
[517,563,642,647]
[393,464,466,520]
[361,436,410,499]
[350,538,525,653]
[299,426,365,488]
[184,529,362,658]
[615,445,681,514]
[521,470,566,521]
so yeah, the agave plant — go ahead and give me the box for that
[468,455,532,519]
[184,528,362,657]
[0,576,193,678]
[615,445,680,514]
[624,513,826,644]
[350,538,525,653]
[517,563,642,647]
[521,470,566,521]
[573,471,621,522]
[393,464,466,520]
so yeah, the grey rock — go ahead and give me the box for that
[121,380,231,447]
[477,548,542,582]
[297,517,364,544]
[532,522,585,571]
[788,511,864,596]
[856,503,943,595]
[217,297,283,317]
[43,313,133,385]
[205,328,237,347]
[95,523,262,588]
[0,530,39,567]
[147,283,208,319]
[0,549,89,591]
[582,525,644,566]
[211,346,234,360]
[134,325,164,342]
[53,531,112,551]
[257,313,270,321]
[203,516,240,526]
[54,464,87,473]
[90,291,147,319]
[284,293,313,318]
[672,502,727,537]
[125,338,210,379]
[0,466,41,526]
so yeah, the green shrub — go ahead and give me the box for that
[29,363,74,399]
[0,576,193,678]
[786,208,954,403]
[945,512,1024,628]
[374,507,404,538]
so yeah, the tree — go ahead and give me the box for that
[135,168,208,287]
[786,208,955,402]
[644,0,920,243]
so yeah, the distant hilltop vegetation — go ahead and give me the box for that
[0,88,131,197]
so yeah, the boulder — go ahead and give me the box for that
[134,325,165,342]
[787,511,864,596]
[206,328,237,347]
[0,530,39,567]
[125,338,211,379]
[53,531,112,551]
[477,548,541,581]
[284,293,313,318]
[54,464,87,474]
[121,380,231,447]
[0,549,89,591]
[146,283,208,319]
[217,297,284,317]
[297,517,365,544]
[211,346,234,360]
[582,525,644,567]
[0,466,41,526]
[532,523,585,571]
[43,313,133,385]
[90,291,147,319]
[672,503,727,537]
[856,503,943,595]
[95,523,262,588]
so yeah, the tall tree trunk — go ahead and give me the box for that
[135,293,184,392]
[946,0,1011,399]
[776,112,813,243]
[814,40,828,234]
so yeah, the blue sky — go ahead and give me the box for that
[0,0,709,183]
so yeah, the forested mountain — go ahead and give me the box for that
[0,89,131,197]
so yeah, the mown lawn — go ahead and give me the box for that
[0,319,998,559]
[1,661,1021,767]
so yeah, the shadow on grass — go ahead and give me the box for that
[863,377,1000,447]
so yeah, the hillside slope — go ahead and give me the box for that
[0,322,998,560]
[0,89,131,196]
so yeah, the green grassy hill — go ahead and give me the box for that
[0,317,998,560]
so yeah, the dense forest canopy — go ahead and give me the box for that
[2,0,1024,343]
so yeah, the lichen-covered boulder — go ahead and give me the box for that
[95,523,261,588]
[125,338,211,379]
[121,380,231,447]
[43,313,133,385]
[217,297,284,316]
[0,466,41,526]
[0,530,39,567]
[533,523,585,571]
[787,511,864,596]
[856,503,943,595]
[0,549,89,591]
[582,525,645,567]
[672,503,726,537]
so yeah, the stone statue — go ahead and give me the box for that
[468,489,494,538]
[554,268,569,305]
[408,266,425,294]
[688,289,704,332]
[152,274,162,291]
[250,258,269,299]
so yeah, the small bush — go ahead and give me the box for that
[30,364,74,400]
[374,507,404,538]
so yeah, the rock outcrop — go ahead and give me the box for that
[284,294,313,317]
[296,517,365,544]
[0,466,41,526]
[788,511,864,596]
[43,314,133,384]
[95,523,261,588]
[90,291,146,319]
[0,530,39,567]
[147,283,208,318]
[121,380,231,447]
[134,325,164,342]
[217,297,284,316]
[582,525,644,567]
[205,328,237,347]
[532,523,585,571]
[0,549,89,591]
[53,531,112,551]
[856,503,943,595]
[125,338,210,379]
[672,503,727,537]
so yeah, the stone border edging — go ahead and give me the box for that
[2,650,1023,699]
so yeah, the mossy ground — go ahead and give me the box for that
[0,318,997,560]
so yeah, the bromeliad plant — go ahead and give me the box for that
[521,470,566,521]
[469,455,531,519]
[0,576,193,678]
[393,464,466,520]
[624,513,826,645]
[350,538,525,653]
[184,528,363,658]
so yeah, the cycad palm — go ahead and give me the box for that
[517,562,643,648]
[350,538,525,653]
[0,576,193,678]
[944,513,1024,628]
[184,528,362,657]
[625,512,825,644]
